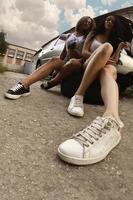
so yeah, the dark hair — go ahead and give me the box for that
[94,15,133,51]
[75,16,96,37]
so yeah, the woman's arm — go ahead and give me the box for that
[109,42,130,65]
[60,33,73,60]
[60,44,67,60]
[82,32,93,61]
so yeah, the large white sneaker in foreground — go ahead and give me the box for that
[58,116,123,165]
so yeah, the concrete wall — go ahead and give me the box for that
[2,43,36,73]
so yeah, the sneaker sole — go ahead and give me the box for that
[67,108,84,117]
[5,92,31,100]
[58,136,121,165]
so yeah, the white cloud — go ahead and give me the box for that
[121,1,132,8]
[54,0,95,28]
[0,0,96,49]
[0,0,21,32]
[54,0,86,10]
[101,0,117,6]
[99,9,109,15]
[64,5,95,27]
[16,0,60,29]
[0,0,60,50]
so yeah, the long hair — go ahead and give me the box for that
[94,15,133,51]
[75,16,96,37]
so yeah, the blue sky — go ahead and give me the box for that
[58,0,133,33]
[0,0,132,49]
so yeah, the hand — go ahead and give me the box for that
[119,42,130,50]
[107,58,117,65]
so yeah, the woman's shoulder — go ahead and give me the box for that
[59,33,72,41]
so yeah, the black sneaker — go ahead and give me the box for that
[5,82,30,99]
[40,81,52,90]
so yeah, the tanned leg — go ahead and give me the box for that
[100,65,121,123]
[76,43,113,96]
[47,59,83,87]
[21,57,64,87]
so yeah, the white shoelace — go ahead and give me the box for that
[73,117,118,147]
[73,96,83,108]
[11,83,23,92]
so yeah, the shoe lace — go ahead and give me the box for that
[73,117,116,147]
[73,96,83,107]
[11,83,23,92]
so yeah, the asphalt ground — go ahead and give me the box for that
[0,72,133,200]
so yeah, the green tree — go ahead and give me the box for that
[0,31,8,55]
[0,31,8,73]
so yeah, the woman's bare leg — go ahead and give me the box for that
[58,65,123,165]
[67,43,113,117]
[21,57,64,87]
[100,65,122,124]
[48,43,113,88]
[76,43,113,96]
[47,59,83,87]
[5,57,64,100]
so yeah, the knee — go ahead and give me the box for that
[50,57,64,70]
[67,59,82,67]
[68,59,78,65]
[50,57,62,63]
[101,43,113,56]
[101,65,117,79]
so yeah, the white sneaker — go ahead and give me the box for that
[67,95,84,117]
[58,116,123,165]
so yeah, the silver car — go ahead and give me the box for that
[31,35,68,71]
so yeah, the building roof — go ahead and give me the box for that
[8,42,37,53]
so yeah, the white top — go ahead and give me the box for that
[90,39,102,52]
[66,33,85,56]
